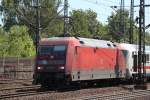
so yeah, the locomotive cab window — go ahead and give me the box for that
[38,46,53,55]
[53,45,67,57]
[38,45,67,55]
[54,45,66,52]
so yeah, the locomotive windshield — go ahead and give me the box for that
[37,45,67,72]
[39,45,66,55]
[39,46,53,54]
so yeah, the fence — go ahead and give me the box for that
[0,57,34,80]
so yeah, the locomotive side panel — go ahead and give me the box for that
[71,47,94,81]
[71,46,126,81]
[116,50,127,78]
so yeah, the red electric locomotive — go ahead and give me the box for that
[33,37,127,87]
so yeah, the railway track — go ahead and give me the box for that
[0,79,33,84]
[79,90,150,100]
[0,85,40,91]
[0,85,55,99]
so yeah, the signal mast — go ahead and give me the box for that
[120,0,125,35]
[64,0,69,36]
[35,0,41,72]
[136,0,146,89]
[129,0,134,44]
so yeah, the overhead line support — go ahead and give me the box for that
[64,0,69,36]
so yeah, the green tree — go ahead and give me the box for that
[70,9,106,38]
[107,9,130,42]
[0,0,63,38]
[0,27,8,56]
[7,25,35,57]
[86,10,98,35]
[70,9,90,37]
[0,0,18,31]
[94,23,109,40]
[145,32,150,45]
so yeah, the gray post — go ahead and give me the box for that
[130,0,134,44]
[64,0,69,36]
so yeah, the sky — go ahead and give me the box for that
[69,0,120,24]
[0,0,150,31]
[0,0,2,26]
[69,0,150,32]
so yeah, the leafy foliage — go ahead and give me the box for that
[0,27,8,56]
[70,9,107,38]
[0,0,18,30]
[107,9,130,42]
[1,0,62,37]
[145,32,150,45]
[0,0,150,58]
[8,25,35,57]
[70,9,90,37]
[0,25,35,57]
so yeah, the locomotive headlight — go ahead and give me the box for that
[59,66,65,70]
[37,67,42,70]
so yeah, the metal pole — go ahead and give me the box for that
[35,0,40,70]
[129,0,134,44]
[120,0,125,35]
[138,0,145,83]
[141,0,146,81]
[64,0,69,36]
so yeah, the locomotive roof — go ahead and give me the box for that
[41,37,116,48]
[78,37,116,48]
[41,37,73,41]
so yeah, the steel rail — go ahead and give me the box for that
[0,85,40,91]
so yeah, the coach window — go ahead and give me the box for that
[133,55,138,71]
[146,54,150,63]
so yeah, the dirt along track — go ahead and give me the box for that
[0,85,55,100]
[0,79,33,89]
[78,89,150,100]
[0,79,55,100]
[0,79,129,100]
[1,80,150,100]
[0,86,128,100]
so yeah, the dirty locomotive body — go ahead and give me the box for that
[33,37,150,87]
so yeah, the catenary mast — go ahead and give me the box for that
[64,0,69,36]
